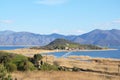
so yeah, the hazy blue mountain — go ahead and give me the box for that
[48,33,65,38]
[78,29,120,46]
[0,29,120,46]
[0,31,52,45]
[0,30,15,35]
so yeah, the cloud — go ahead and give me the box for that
[0,20,14,24]
[50,29,86,35]
[93,19,120,29]
[52,29,60,33]
[112,19,120,24]
[35,0,68,5]
[76,30,86,34]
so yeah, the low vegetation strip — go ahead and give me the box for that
[0,51,59,79]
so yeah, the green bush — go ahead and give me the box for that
[0,64,7,79]
[40,63,58,71]
[34,54,42,62]
[11,54,28,65]
[0,64,13,80]
[5,74,13,80]
[0,51,14,65]
[18,60,36,71]
[0,51,36,72]
[5,63,17,72]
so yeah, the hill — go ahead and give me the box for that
[0,29,120,46]
[36,39,102,50]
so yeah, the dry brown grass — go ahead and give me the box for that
[2,48,57,57]
[42,56,120,74]
[12,71,119,80]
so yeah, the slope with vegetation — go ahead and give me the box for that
[0,51,35,72]
[0,51,60,79]
[31,38,103,50]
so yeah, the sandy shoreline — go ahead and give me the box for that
[1,48,58,57]
[59,48,118,52]
[0,48,118,57]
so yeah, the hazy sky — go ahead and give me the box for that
[0,0,120,35]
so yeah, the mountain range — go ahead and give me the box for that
[0,29,120,46]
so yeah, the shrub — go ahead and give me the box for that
[5,63,17,72]
[0,64,7,79]
[0,51,13,65]
[0,51,37,72]
[34,54,42,62]
[18,60,36,71]
[11,54,28,66]
[40,63,58,71]
[0,64,13,80]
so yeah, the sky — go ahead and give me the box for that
[0,0,120,35]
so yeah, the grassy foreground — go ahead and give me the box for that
[1,49,120,80]
[12,71,119,80]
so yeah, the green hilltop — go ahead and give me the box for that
[32,38,103,50]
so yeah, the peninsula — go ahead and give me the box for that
[31,38,103,50]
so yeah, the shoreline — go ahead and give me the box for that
[1,47,119,60]
[1,48,118,53]
[0,48,119,60]
[55,48,118,52]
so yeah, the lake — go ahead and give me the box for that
[47,50,120,59]
[46,46,120,59]
[0,46,27,50]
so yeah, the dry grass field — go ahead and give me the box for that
[42,55,120,74]
[12,71,119,80]
[3,48,58,57]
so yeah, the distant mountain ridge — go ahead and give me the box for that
[79,29,120,46]
[0,29,120,46]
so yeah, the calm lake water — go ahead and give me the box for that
[0,46,120,59]
[0,46,27,50]
[47,46,120,59]
[47,50,120,59]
